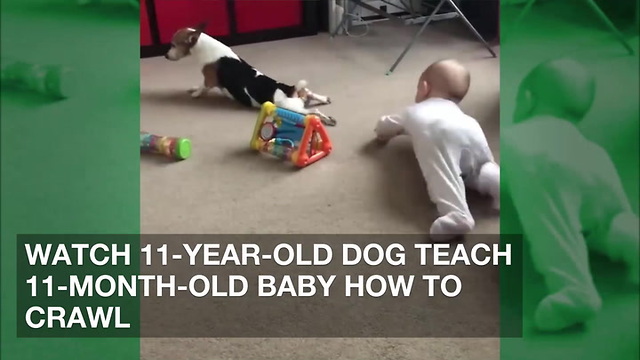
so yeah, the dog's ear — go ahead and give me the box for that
[187,23,207,45]
[187,31,201,46]
[193,22,208,33]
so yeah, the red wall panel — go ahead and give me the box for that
[235,0,302,33]
[140,0,153,46]
[154,0,231,44]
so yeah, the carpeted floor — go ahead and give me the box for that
[140,21,500,360]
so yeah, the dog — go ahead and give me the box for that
[164,22,336,126]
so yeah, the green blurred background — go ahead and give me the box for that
[1,0,140,359]
[500,1,638,359]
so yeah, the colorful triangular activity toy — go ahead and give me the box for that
[250,102,333,168]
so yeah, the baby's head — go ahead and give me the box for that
[514,58,596,124]
[415,59,471,104]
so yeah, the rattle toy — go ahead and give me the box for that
[140,132,192,161]
[1,57,76,99]
[250,102,333,168]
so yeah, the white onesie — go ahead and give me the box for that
[375,98,500,240]
[502,116,639,331]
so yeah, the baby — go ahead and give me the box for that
[374,59,500,241]
[503,58,639,332]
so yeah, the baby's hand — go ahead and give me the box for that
[374,114,404,144]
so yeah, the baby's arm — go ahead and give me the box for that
[374,114,406,144]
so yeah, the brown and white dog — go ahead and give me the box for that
[165,23,336,126]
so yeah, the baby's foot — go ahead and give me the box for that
[429,212,475,242]
[534,286,602,332]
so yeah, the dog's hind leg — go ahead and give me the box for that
[211,87,236,100]
[275,94,336,126]
[309,108,337,127]
[302,89,332,107]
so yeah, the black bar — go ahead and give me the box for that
[227,0,238,35]
[145,0,161,46]
[302,0,320,33]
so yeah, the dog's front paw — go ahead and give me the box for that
[190,88,205,98]
[325,97,332,104]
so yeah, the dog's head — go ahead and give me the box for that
[165,22,207,61]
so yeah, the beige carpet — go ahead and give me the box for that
[141,21,500,360]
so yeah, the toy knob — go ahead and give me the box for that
[174,138,192,160]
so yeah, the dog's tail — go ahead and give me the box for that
[295,79,308,91]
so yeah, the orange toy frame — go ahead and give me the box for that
[250,102,333,168]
